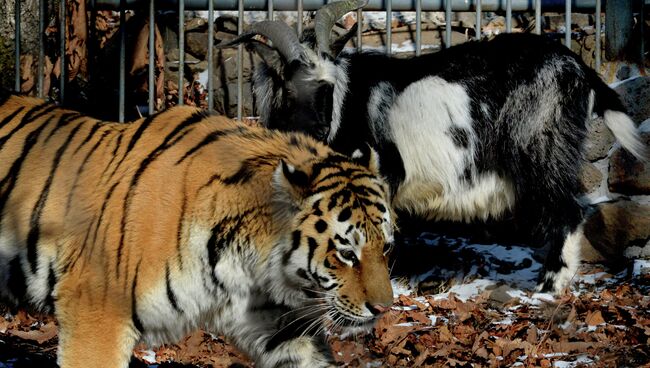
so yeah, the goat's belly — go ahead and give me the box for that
[394,173,516,222]
[386,76,516,222]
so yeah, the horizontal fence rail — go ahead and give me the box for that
[90,0,628,11]
[10,0,644,122]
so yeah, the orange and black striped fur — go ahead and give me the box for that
[0,91,395,368]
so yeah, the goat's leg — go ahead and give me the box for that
[533,199,585,294]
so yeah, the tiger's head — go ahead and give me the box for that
[271,145,395,333]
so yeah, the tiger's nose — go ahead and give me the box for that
[366,302,391,316]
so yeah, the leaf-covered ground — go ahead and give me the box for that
[1,233,649,367]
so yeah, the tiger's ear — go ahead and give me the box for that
[273,160,311,209]
[350,144,380,174]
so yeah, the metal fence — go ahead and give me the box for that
[9,0,639,122]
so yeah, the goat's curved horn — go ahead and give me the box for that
[315,0,367,56]
[218,21,303,62]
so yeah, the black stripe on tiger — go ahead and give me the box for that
[27,124,83,273]
[175,126,246,165]
[309,181,346,196]
[62,215,94,273]
[0,107,25,131]
[66,131,111,213]
[7,256,27,302]
[44,113,83,143]
[117,111,208,277]
[0,104,56,149]
[87,182,120,259]
[0,117,54,226]
[206,210,252,287]
[283,230,302,265]
[309,154,350,179]
[72,121,104,155]
[45,264,57,309]
[314,168,365,186]
[104,133,124,178]
[131,259,144,333]
[165,262,183,314]
[306,237,319,275]
[176,167,191,271]
[110,114,158,173]
[327,189,351,211]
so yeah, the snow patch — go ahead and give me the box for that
[553,355,595,367]
[633,259,650,277]
[139,350,157,364]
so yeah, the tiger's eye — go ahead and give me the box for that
[339,249,358,264]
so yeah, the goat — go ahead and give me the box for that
[221,1,648,294]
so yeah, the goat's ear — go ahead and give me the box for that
[351,144,380,174]
[273,160,311,208]
[331,22,359,56]
[246,40,285,74]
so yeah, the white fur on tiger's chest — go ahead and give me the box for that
[387,76,516,222]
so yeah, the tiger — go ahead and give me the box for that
[0,90,395,368]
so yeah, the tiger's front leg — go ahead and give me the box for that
[55,276,140,368]
[221,300,336,368]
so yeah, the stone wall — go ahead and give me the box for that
[580,74,650,264]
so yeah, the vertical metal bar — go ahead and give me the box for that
[297,0,303,36]
[119,0,126,122]
[639,0,644,65]
[535,0,541,34]
[178,0,185,106]
[444,0,451,48]
[475,0,481,40]
[386,0,392,54]
[268,0,274,20]
[89,0,96,100]
[605,0,633,61]
[356,8,362,52]
[237,0,244,120]
[565,0,571,48]
[415,0,421,55]
[595,0,601,71]
[38,0,45,97]
[506,0,512,33]
[148,0,155,114]
[208,0,214,113]
[14,0,21,92]
[60,0,66,103]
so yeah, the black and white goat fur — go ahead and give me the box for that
[222,1,648,294]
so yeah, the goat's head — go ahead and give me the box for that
[220,0,365,141]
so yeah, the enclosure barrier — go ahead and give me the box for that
[11,0,637,122]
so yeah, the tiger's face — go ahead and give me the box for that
[273,148,394,333]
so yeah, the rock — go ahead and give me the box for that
[215,31,236,44]
[213,82,255,117]
[216,15,239,34]
[188,60,208,75]
[579,161,603,193]
[166,48,199,64]
[581,200,650,265]
[613,76,650,124]
[185,17,208,33]
[544,14,592,31]
[484,16,505,35]
[584,116,615,161]
[186,32,210,59]
[608,119,650,195]
[488,285,515,306]
[456,12,477,29]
